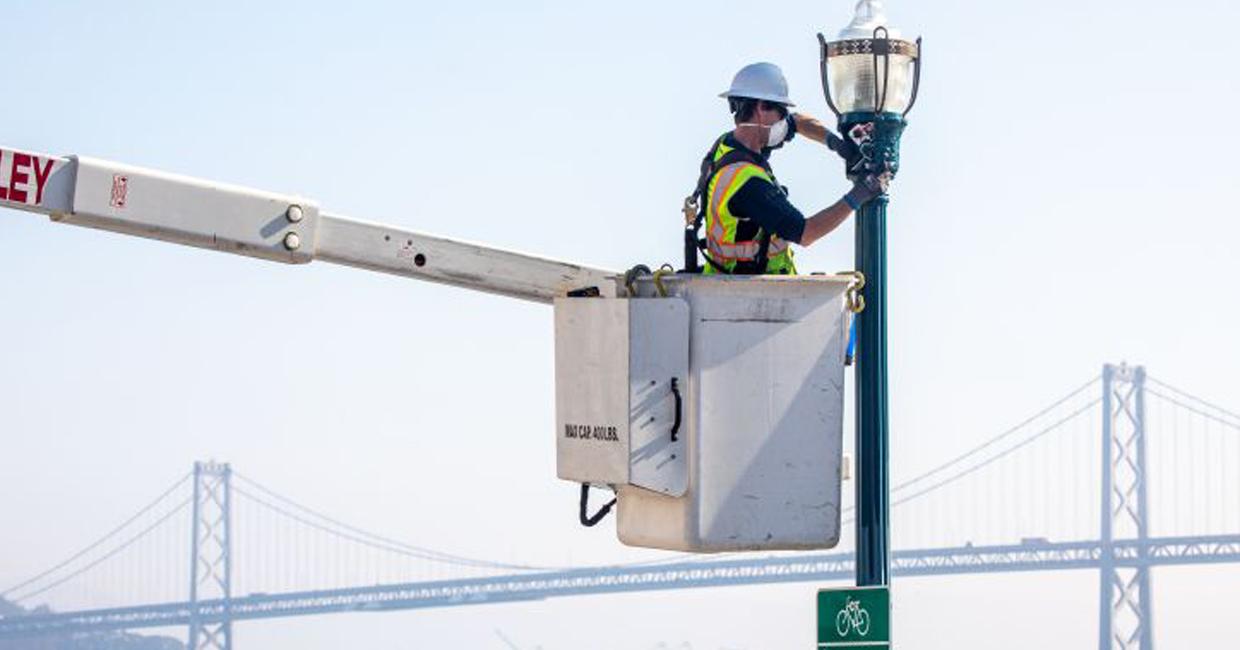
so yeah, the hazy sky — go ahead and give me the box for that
[2,1,1239,648]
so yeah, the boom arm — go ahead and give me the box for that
[0,146,618,303]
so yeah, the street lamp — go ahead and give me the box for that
[818,0,922,588]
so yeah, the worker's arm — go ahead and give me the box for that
[801,175,890,246]
[728,175,888,248]
[792,113,861,170]
[799,200,855,247]
[791,113,831,146]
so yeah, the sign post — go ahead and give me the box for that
[817,586,890,649]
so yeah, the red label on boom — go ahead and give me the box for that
[0,147,60,208]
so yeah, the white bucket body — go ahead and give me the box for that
[556,275,850,552]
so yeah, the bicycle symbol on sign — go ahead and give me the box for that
[835,597,871,637]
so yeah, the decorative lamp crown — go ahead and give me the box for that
[818,0,922,118]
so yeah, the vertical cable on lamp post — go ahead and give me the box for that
[819,0,921,588]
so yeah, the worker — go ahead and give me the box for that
[686,62,889,275]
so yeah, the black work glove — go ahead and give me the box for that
[842,174,890,211]
[825,131,863,172]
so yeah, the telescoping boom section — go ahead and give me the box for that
[0,146,618,303]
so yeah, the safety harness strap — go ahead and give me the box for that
[684,137,775,275]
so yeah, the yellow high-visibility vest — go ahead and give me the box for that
[703,140,796,275]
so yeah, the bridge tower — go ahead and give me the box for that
[189,461,233,650]
[1098,364,1153,650]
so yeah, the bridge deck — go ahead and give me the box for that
[4,534,1239,639]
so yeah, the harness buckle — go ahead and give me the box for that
[682,195,699,226]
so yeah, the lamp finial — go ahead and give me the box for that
[839,0,899,39]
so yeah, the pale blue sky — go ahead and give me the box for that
[3,1,1240,648]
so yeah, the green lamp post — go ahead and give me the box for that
[818,0,922,588]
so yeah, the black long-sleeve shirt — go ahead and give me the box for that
[726,175,807,245]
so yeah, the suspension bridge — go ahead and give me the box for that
[2,363,1239,650]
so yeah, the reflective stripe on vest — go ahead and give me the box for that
[705,158,795,274]
[707,162,764,261]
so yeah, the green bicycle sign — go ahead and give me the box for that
[816,586,890,648]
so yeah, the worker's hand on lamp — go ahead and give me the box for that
[843,173,891,210]
[826,132,863,172]
[798,173,892,247]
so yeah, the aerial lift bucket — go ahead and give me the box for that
[555,274,852,552]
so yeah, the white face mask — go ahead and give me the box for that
[740,117,790,149]
[765,117,789,147]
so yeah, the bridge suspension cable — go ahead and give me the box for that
[2,472,191,604]
[232,472,555,572]
[889,397,1101,509]
[891,376,1100,494]
[1,471,188,605]
[8,498,191,604]
[838,375,1102,524]
[1146,376,1240,431]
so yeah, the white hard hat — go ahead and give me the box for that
[719,62,795,106]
